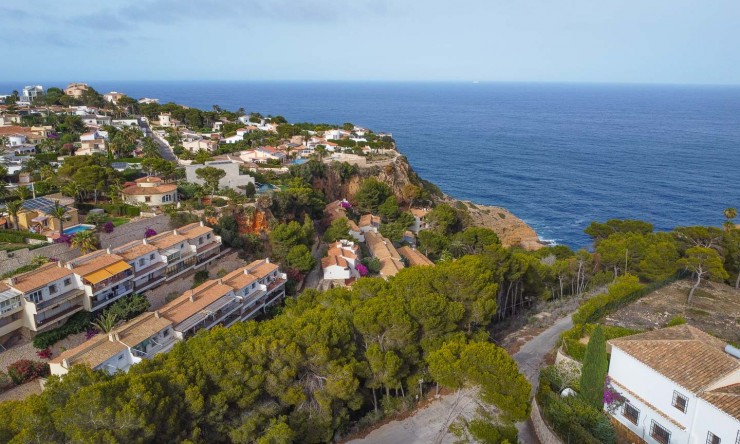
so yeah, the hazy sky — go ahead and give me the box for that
[2,0,739,84]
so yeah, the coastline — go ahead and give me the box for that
[451,198,544,251]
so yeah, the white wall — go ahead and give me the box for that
[323,265,351,280]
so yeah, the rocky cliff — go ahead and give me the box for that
[315,155,543,251]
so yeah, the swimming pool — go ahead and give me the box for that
[64,224,95,235]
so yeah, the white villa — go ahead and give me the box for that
[607,325,739,444]
[184,160,255,191]
[321,240,361,282]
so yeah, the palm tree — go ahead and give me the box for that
[50,200,69,234]
[15,186,31,201]
[61,182,82,204]
[71,230,99,253]
[92,311,119,333]
[724,207,737,232]
[5,199,23,230]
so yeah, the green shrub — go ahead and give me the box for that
[0,230,48,243]
[0,371,13,390]
[33,311,93,349]
[666,315,686,327]
[99,204,141,217]
[103,293,150,322]
[561,324,641,362]
[34,152,59,162]
[192,270,210,288]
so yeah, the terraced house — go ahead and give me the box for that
[0,222,222,346]
[49,259,286,376]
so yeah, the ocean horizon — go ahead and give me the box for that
[3,80,739,248]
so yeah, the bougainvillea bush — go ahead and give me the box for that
[145,228,157,238]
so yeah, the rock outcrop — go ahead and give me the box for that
[461,202,543,251]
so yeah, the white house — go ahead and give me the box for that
[322,240,361,282]
[5,133,27,147]
[103,92,126,104]
[121,176,178,207]
[607,325,739,444]
[184,160,255,191]
[19,85,44,105]
[159,113,173,127]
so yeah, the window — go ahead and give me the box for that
[64,278,72,286]
[622,403,639,425]
[207,233,211,240]
[118,354,124,360]
[198,237,203,245]
[139,258,146,266]
[28,290,43,303]
[144,196,151,202]
[650,420,671,444]
[162,329,169,337]
[150,254,155,260]
[672,390,688,413]
[706,432,721,444]
[48,284,57,294]
[162,194,172,202]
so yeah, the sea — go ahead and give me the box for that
[5,81,740,248]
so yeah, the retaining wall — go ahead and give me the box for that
[530,400,564,444]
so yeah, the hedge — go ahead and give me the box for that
[75,203,141,217]
[0,230,48,243]
[33,152,59,162]
[32,311,93,349]
[572,272,685,325]
[561,324,642,362]
[6,360,50,385]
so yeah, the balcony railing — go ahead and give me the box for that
[91,271,133,293]
[33,288,85,312]
[92,284,133,309]
[35,303,84,329]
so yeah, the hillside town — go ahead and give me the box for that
[0,84,738,444]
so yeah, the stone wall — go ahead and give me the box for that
[554,347,583,369]
[530,400,564,444]
[0,244,82,276]
[98,214,172,249]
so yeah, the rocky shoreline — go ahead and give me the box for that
[453,199,544,251]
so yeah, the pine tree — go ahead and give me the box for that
[580,325,608,409]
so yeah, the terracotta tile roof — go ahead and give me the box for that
[8,262,75,293]
[359,214,381,227]
[52,334,127,369]
[410,208,429,218]
[115,311,172,348]
[365,232,404,277]
[609,325,739,393]
[244,259,279,279]
[148,232,189,250]
[0,125,31,137]
[398,246,434,266]
[322,255,349,269]
[221,267,258,290]
[348,220,361,232]
[112,241,159,261]
[177,223,212,240]
[122,183,177,195]
[699,383,740,420]
[67,252,126,277]
[158,280,235,325]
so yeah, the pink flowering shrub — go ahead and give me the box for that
[54,234,72,245]
[145,228,157,238]
[102,221,115,233]
[603,376,625,413]
[36,348,53,360]
[355,263,369,277]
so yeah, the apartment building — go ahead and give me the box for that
[0,223,223,346]
[65,251,135,312]
[49,311,176,375]
[49,259,286,377]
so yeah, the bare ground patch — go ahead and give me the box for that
[604,279,740,344]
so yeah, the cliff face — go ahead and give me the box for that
[312,156,419,204]
[313,155,542,251]
[462,202,543,250]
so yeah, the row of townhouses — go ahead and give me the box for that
[48,259,286,376]
[0,222,222,344]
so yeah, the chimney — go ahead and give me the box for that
[218,278,223,285]
[154,310,160,318]
[106,247,111,254]
[9,277,16,285]
[57,261,63,268]
[62,358,69,368]
[108,333,116,342]
[143,238,147,245]
[265,258,270,263]
[200,221,204,227]
[189,290,195,302]
[173,229,179,235]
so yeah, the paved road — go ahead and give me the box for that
[348,314,575,444]
[143,122,177,161]
[513,314,574,444]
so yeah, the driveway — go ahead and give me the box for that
[348,314,575,444]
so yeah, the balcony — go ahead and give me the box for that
[134,275,165,292]
[91,284,133,309]
[133,261,166,279]
[33,288,85,312]
[91,271,133,293]
[35,303,84,330]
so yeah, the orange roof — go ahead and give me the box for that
[244,259,279,279]
[177,223,212,240]
[148,232,189,250]
[359,214,381,227]
[699,383,740,420]
[0,126,31,137]
[112,241,159,261]
[68,253,126,277]
[122,184,177,195]
[322,255,348,269]
[221,267,258,290]
[49,333,126,369]
[159,280,234,325]
[610,325,739,393]
[398,246,434,267]
[7,262,75,293]
[135,176,162,184]
[410,208,429,218]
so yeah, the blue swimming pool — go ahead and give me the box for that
[64,224,95,235]
[291,158,308,165]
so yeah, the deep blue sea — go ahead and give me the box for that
[5,81,740,248]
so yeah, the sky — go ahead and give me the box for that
[2,0,740,84]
